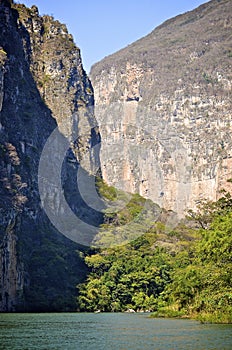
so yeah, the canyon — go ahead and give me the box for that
[0,0,231,311]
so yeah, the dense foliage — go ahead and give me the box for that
[18,225,90,312]
[77,181,232,323]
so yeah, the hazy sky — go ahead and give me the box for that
[19,0,208,72]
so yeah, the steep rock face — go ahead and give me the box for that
[13,3,100,167]
[91,0,232,214]
[0,219,24,312]
[0,2,99,311]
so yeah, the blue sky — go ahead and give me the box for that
[18,0,208,72]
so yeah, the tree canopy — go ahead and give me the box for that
[77,182,232,323]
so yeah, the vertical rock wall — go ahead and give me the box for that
[91,0,232,214]
[0,2,100,311]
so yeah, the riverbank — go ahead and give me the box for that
[150,308,232,324]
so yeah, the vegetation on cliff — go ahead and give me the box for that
[0,1,98,311]
[90,0,232,216]
[77,180,232,323]
[1,1,231,318]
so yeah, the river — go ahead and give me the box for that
[0,312,231,349]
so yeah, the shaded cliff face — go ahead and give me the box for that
[91,0,232,214]
[0,2,100,311]
[13,3,100,166]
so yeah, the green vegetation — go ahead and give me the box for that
[163,211,232,324]
[77,181,232,323]
[96,177,118,201]
[18,229,90,312]
[93,178,161,247]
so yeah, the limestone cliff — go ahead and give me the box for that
[91,0,232,214]
[13,3,100,167]
[0,1,100,311]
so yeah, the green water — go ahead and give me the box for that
[0,313,231,350]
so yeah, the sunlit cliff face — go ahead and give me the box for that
[91,0,232,215]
